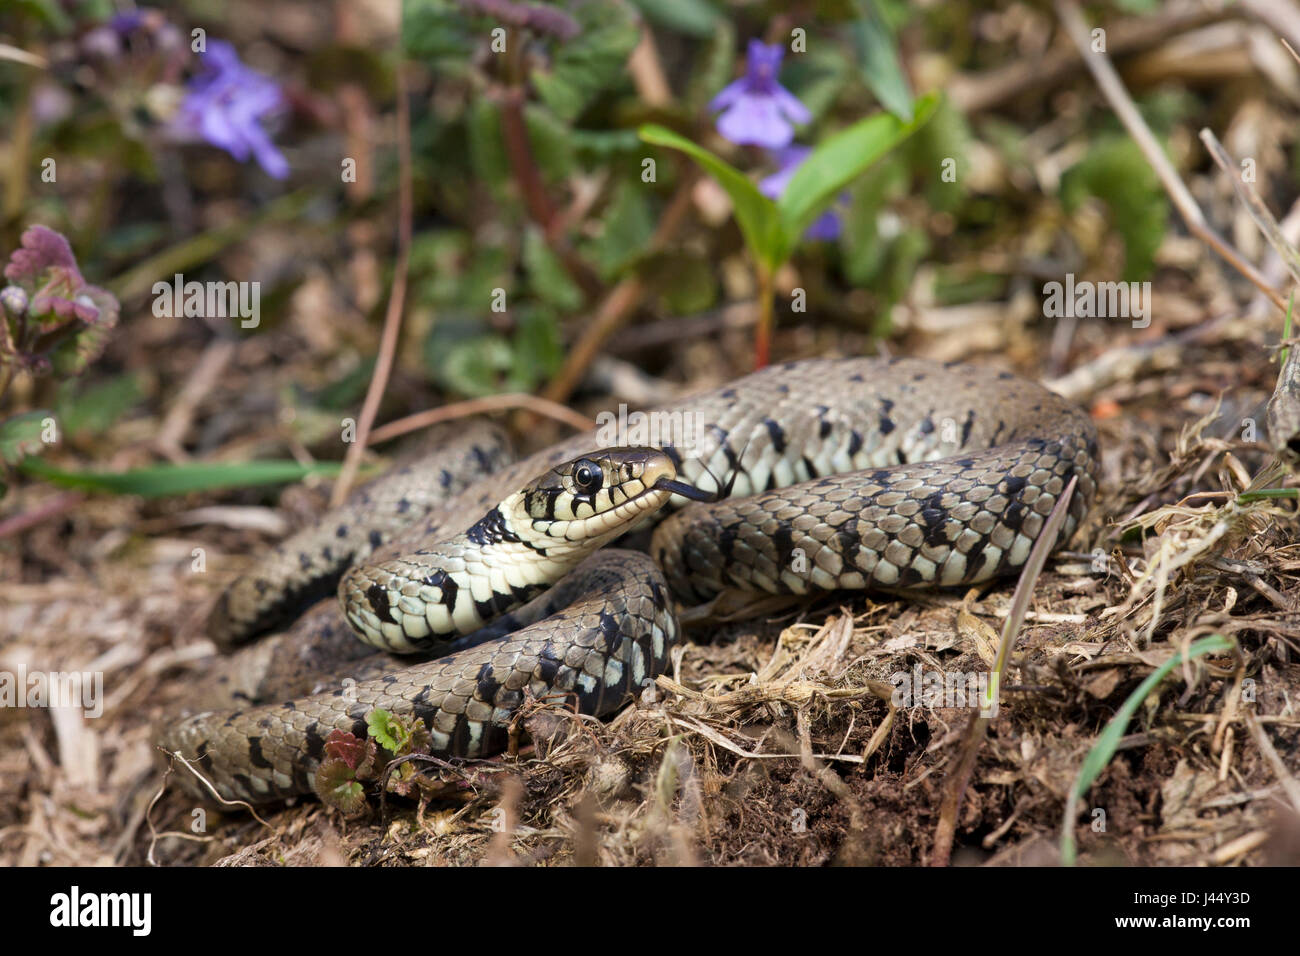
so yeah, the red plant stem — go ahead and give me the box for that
[754,267,774,369]
[497,87,602,300]
[0,491,84,539]
[499,86,558,231]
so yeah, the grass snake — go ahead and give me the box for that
[160,357,1100,804]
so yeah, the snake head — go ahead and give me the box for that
[519,447,685,539]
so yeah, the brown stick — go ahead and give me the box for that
[367,393,595,446]
[1055,0,1287,315]
[1199,127,1300,291]
[330,61,413,507]
[153,339,237,463]
[541,178,696,405]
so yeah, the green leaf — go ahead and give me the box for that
[11,0,72,32]
[1060,634,1235,864]
[524,105,577,183]
[1061,137,1169,281]
[523,228,583,310]
[18,457,344,497]
[684,16,736,112]
[402,0,473,62]
[851,0,915,122]
[627,0,719,37]
[307,358,377,412]
[584,180,655,279]
[466,98,513,196]
[440,336,516,398]
[508,307,564,390]
[569,127,643,159]
[781,45,852,121]
[776,92,939,256]
[638,124,783,271]
[366,708,403,752]
[532,1,640,122]
[652,252,717,314]
[55,374,141,440]
[365,708,428,758]
[0,411,53,466]
[839,157,909,286]
[314,759,368,815]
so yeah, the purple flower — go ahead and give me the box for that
[760,147,843,241]
[2,226,119,376]
[109,11,147,34]
[710,40,811,149]
[5,226,117,325]
[173,40,288,179]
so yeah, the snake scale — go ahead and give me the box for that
[161,357,1100,804]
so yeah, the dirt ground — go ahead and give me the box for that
[3,308,1299,867]
[4,0,1300,869]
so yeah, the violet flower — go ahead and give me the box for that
[173,40,288,179]
[760,147,843,241]
[710,40,811,149]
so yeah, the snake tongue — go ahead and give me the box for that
[654,476,719,502]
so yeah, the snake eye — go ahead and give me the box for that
[572,459,603,494]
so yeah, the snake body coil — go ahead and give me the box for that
[162,358,1099,804]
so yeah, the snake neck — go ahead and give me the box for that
[338,485,674,653]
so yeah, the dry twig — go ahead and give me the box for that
[1055,0,1287,314]
[330,60,413,506]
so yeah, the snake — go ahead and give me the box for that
[160,357,1100,804]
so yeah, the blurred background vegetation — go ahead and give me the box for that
[7,0,1300,869]
[1,0,1292,489]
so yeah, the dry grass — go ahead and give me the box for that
[2,315,1299,867]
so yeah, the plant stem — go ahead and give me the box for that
[1281,291,1294,370]
[0,363,14,408]
[497,86,602,300]
[328,60,413,508]
[755,266,774,369]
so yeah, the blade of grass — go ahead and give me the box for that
[1236,487,1298,502]
[19,457,345,498]
[931,475,1078,866]
[1059,633,1236,865]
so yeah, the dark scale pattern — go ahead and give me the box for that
[464,506,523,547]
[652,359,1097,602]
[164,553,676,803]
[207,422,512,650]
[176,357,1100,804]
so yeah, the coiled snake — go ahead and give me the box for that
[161,358,1100,804]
